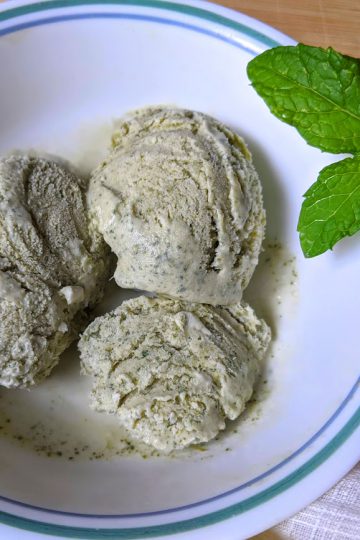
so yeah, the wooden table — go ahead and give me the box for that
[213,0,360,56]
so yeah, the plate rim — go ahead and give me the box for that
[0,1,359,538]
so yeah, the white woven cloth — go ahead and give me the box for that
[265,462,360,539]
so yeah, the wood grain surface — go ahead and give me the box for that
[213,0,360,56]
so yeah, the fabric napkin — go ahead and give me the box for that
[254,462,360,539]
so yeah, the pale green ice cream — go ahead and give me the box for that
[88,107,265,305]
[79,295,271,452]
[0,155,113,388]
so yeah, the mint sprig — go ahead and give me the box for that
[247,44,360,257]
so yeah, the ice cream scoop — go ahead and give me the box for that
[88,107,265,305]
[79,295,271,452]
[0,155,113,388]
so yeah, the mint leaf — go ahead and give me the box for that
[298,157,360,257]
[247,44,360,154]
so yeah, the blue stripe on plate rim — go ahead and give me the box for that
[0,1,359,538]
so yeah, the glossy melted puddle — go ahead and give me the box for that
[0,242,297,461]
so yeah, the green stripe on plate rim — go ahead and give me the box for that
[0,1,358,538]
[0,0,279,48]
[0,407,359,538]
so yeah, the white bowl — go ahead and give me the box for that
[0,1,359,538]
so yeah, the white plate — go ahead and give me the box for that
[0,1,359,539]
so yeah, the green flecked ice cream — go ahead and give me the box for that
[88,107,265,305]
[0,155,113,388]
[79,295,271,452]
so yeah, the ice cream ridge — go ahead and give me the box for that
[0,155,113,388]
[88,107,266,305]
[79,296,271,452]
